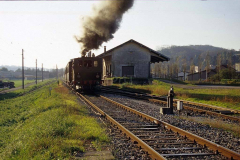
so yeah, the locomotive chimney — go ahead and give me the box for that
[104,46,106,53]
[88,51,91,57]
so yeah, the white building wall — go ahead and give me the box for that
[235,63,240,71]
[111,42,151,78]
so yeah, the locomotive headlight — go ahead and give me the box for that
[96,74,100,78]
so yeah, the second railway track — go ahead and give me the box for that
[100,86,240,123]
[77,92,240,160]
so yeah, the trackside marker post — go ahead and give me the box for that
[49,87,52,96]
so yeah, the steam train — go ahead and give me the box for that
[64,56,102,91]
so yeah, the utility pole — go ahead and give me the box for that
[42,63,43,82]
[22,49,24,89]
[36,59,37,84]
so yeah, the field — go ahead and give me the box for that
[0,81,109,159]
[115,80,240,110]
[12,79,36,87]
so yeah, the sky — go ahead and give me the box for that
[0,0,239,69]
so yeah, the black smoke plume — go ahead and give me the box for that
[76,0,134,57]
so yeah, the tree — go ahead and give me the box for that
[16,68,21,72]
[211,68,236,81]
[190,58,194,74]
[182,56,187,81]
[205,52,210,81]
[164,62,168,78]
[153,63,159,78]
[167,62,170,78]
[169,62,174,79]
[198,53,202,81]
[158,62,162,78]
[0,67,8,71]
[220,68,236,79]
[227,51,233,79]
[217,53,222,81]
[175,56,180,78]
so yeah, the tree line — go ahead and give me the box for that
[152,45,240,80]
[0,67,64,79]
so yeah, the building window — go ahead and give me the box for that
[78,60,83,67]
[84,60,92,67]
[94,61,98,67]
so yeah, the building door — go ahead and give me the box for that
[122,66,134,77]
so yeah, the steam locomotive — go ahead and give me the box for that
[64,56,102,91]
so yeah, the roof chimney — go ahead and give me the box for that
[104,46,106,53]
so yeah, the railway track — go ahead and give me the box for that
[76,92,240,160]
[100,86,240,122]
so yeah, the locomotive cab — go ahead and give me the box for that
[71,57,102,91]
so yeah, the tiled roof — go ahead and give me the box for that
[97,39,170,61]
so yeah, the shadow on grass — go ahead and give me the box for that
[0,85,40,101]
[0,92,21,101]
[157,78,189,85]
[108,85,151,94]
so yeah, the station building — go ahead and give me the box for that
[97,39,170,79]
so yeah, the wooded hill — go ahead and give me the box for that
[157,45,240,68]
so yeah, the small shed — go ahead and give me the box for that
[97,39,170,78]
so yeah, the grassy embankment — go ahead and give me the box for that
[0,79,53,101]
[115,80,240,110]
[0,81,109,159]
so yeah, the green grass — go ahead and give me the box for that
[0,81,109,159]
[11,80,35,88]
[114,80,240,110]
[0,88,8,92]
[3,80,35,88]
[0,79,54,101]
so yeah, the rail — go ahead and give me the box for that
[149,99,240,122]
[101,87,240,122]
[77,92,166,160]
[100,95,240,160]
[63,84,240,159]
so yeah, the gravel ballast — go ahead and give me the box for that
[101,93,240,154]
